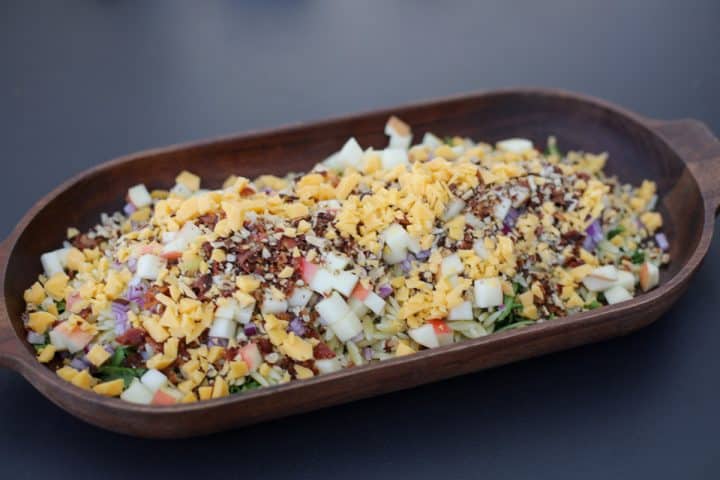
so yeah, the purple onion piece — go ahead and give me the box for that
[288,317,307,336]
[400,256,413,274]
[207,337,229,348]
[583,219,603,251]
[112,302,131,335]
[127,257,138,273]
[414,249,431,261]
[502,207,521,231]
[350,332,364,343]
[140,347,153,361]
[377,284,393,299]
[71,357,90,371]
[363,347,373,361]
[244,324,258,337]
[27,331,46,345]
[655,232,669,251]
[123,203,137,215]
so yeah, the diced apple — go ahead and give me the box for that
[288,287,313,308]
[497,138,533,153]
[309,268,335,295]
[127,184,153,208]
[333,271,359,297]
[315,292,350,321]
[448,301,473,321]
[140,369,168,392]
[208,316,237,339]
[135,254,164,280]
[582,265,619,292]
[422,132,442,149]
[50,321,94,353]
[408,324,439,349]
[329,311,363,342]
[41,249,68,277]
[348,297,369,317]
[604,285,634,305]
[315,358,342,375]
[236,304,254,324]
[639,262,660,292]
[383,223,411,252]
[350,283,370,301]
[473,239,489,259]
[215,299,239,320]
[383,246,407,265]
[121,379,153,405]
[300,258,318,283]
[260,295,288,315]
[363,292,386,315]
[474,277,503,308]
[428,319,454,346]
[441,253,464,278]
[161,222,202,256]
[239,343,262,372]
[385,116,412,150]
[615,270,636,291]
[337,137,364,169]
[324,252,349,272]
[151,386,183,406]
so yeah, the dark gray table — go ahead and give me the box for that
[1,1,719,478]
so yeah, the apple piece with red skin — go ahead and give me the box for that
[300,258,318,284]
[428,319,454,346]
[49,321,95,353]
[151,386,184,406]
[238,342,262,372]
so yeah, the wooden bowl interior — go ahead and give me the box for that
[3,92,704,351]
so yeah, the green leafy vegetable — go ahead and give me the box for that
[496,320,536,332]
[586,300,602,310]
[546,140,561,157]
[493,294,524,331]
[96,366,147,388]
[443,136,454,145]
[56,300,66,314]
[109,346,133,367]
[630,250,645,264]
[229,378,262,394]
[607,225,625,240]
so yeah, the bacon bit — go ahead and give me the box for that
[225,346,239,361]
[191,274,213,298]
[200,241,213,259]
[72,233,106,250]
[197,213,218,229]
[116,328,146,346]
[239,186,256,197]
[280,236,297,250]
[256,337,273,354]
[313,342,336,359]
[77,307,93,320]
[561,230,584,246]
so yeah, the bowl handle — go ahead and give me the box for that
[649,118,720,217]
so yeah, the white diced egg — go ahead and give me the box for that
[408,324,439,349]
[422,132,442,149]
[381,148,409,169]
[121,379,154,405]
[127,184,153,208]
[337,137,364,169]
[582,265,619,292]
[215,299,239,320]
[383,246,407,265]
[140,369,168,392]
[474,277,504,308]
[383,223,411,252]
[288,287,313,308]
[135,254,164,280]
[236,305,254,324]
[497,138,533,153]
[448,301,473,321]
[208,316,237,339]
[604,285,634,305]
[348,297,369,317]
[441,253,464,278]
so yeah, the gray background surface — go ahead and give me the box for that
[1,1,719,478]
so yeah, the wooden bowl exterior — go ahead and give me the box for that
[0,89,718,438]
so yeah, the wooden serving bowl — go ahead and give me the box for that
[0,89,718,438]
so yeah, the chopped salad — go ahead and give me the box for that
[22,117,669,405]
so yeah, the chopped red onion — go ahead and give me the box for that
[583,219,603,251]
[71,357,90,370]
[288,317,307,336]
[350,332,364,343]
[655,232,669,251]
[503,207,521,231]
[112,301,131,335]
[414,249,431,261]
[400,256,413,274]
[378,284,393,299]
[123,203,137,215]
[125,281,147,306]
[208,337,229,348]
[243,324,258,337]
[363,347,373,361]
[26,331,46,344]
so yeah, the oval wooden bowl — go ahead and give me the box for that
[0,89,718,438]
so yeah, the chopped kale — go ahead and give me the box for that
[56,300,66,314]
[586,300,602,310]
[607,225,625,240]
[229,378,262,394]
[109,346,133,367]
[631,250,645,264]
[96,366,147,388]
